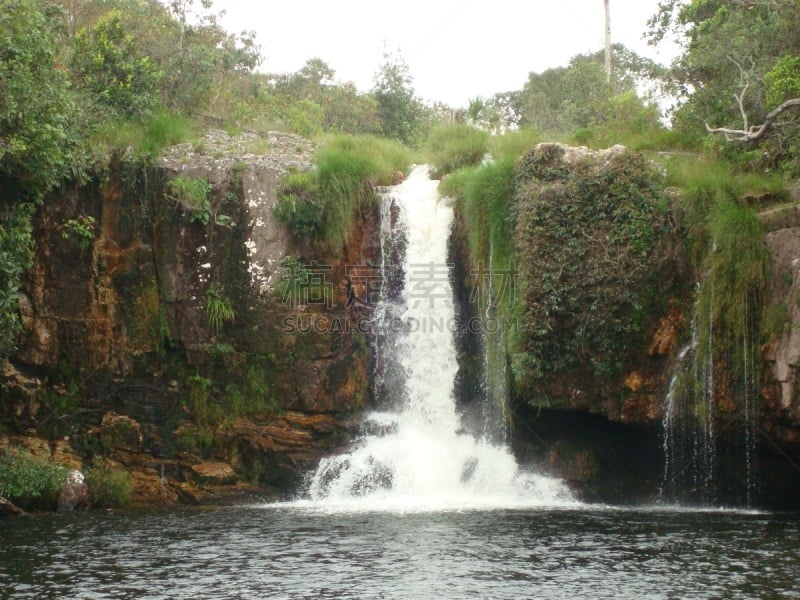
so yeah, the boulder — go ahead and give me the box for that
[98,412,143,453]
[190,461,237,485]
[57,469,90,511]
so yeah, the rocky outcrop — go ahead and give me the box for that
[510,144,689,421]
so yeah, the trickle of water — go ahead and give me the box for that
[296,166,575,511]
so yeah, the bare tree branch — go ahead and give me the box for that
[706,98,800,142]
[727,54,755,132]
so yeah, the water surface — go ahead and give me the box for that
[2,505,797,599]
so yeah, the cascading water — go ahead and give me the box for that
[298,166,575,511]
[660,283,760,505]
[477,241,510,446]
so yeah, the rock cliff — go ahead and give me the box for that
[1,130,380,508]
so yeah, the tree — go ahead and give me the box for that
[0,0,77,356]
[651,0,800,168]
[266,59,381,136]
[69,0,260,119]
[372,50,423,146]
[707,54,800,142]
[604,0,612,83]
[517,45,662,133]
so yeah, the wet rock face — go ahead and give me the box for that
[764,228,800,429]
[10,128,372,410]
[15,130,316,372]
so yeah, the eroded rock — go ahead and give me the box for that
[98,412,143,453]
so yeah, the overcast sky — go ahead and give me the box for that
[214,0,681,107]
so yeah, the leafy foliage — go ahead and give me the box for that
[62,215,97,253]
[0,0,78,358]
[71,10,164,118]
[765,55,800,109]
[0,0,77,199]
[512,146,674,387]
[0,450,67,510]
[85,462,133,508]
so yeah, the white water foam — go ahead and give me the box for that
[284,166,576,513]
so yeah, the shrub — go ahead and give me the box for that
[85,463,133,508]
[71,10,163,118]
[0,450,67,510]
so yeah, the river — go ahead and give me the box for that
[1,505,798,598]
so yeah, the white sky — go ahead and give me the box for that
[214,0,681,107]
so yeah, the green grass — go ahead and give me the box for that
[85,463,133,508]
[275,134,411,255]
[660,156,788,272]
[461,157,516,271]
[90,110,194,159]
[488,129,543,161]
[423,124,489,177]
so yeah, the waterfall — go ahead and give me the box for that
[660,283,759,506]
[298,166,575,511]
